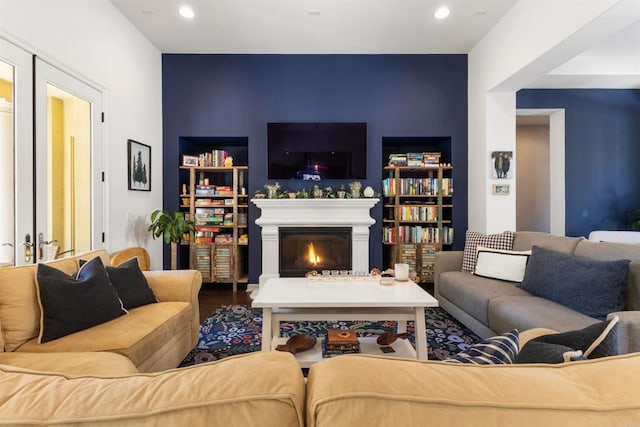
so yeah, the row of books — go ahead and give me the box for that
[382,177,453,196]
[195,185,234,196]
[198,150,229,168]
[383,226,454,244]
[214,245,233,280]
[388,152,441,167]
[396,205,439,222]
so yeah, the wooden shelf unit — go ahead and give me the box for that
[382,165,454,283]
[180,166,248,292]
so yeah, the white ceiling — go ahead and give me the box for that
[111,0,640,89]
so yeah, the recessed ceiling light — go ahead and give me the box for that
[434,6,450,20]
[179,5,195,19]
[309,9,321,16]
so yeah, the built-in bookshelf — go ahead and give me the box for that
[180,165,248,292]
[382,162,453,283]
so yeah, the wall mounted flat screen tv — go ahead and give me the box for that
[268,122,367,180]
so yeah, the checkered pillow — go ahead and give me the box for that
[461,230,515,272]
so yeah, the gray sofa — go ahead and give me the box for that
[435,231,640,353]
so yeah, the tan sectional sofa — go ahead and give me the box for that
[435,231,640,353]
[0,349,638,426]
[0,249,202,373]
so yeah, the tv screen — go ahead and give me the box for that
[268,123,367,180]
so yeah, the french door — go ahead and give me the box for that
[34,58,104,261]
[0,38,103,266]
[0,38,33,266]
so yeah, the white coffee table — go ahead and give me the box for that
[252,277,439,367]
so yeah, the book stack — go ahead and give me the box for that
[388,153,407,166]
[406,152,424,167]
[322,329,360,358]
[214,245,232,280]
[423,152,441,166]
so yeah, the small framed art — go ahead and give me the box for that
[492,184,510,195]
[182,154,199,167]
[128,139,151,191]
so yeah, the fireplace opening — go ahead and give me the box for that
[279,227,352,277]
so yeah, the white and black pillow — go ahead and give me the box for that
[443,330,520,365]
[473,246,531,283]
[461,230,515,272]
[36,257,127,343]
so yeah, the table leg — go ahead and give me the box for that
[414,306,427,360]
[261,307,272,352]
[397,320,407,333]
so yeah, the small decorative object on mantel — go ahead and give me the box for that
[313,184,323,198]
[363,186,375,198]
[337,185,346,199]
[264,182,281,199]
[349,181,362,198]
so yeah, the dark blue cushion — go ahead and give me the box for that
[518,246,629,320]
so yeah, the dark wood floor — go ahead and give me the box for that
[197,282,435,323]
[198,283,252,322]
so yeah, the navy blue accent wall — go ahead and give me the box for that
[162,55,468,280]
[517,89,640,237]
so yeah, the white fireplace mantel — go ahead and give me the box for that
[252,198,379,285]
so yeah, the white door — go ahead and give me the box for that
[34,58,104,261]
[0,38,34,266]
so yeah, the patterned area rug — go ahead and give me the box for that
[179,304,481,367]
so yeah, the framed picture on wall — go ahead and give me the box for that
[490,151,513,179]
[492,184,510,195]
[128,139,151,191]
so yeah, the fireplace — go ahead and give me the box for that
[279,227,352,277]
[252,198,379,285]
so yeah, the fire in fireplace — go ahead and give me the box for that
[279,227,352,277]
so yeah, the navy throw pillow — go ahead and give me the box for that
[37,257,127,343]
[518,246,629,320]
[106,257,157,309]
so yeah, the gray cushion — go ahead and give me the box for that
[518,246,630,320]
[512,232,583,253]
[438,271,530,325]
[488,296,598,334]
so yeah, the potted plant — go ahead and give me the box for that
[628,209,640,231]
[148,210,194,270]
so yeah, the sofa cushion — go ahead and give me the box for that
[0,351,138,376]
[438,271,531,325]
[443,330,519,364]
[106,258,157,309]
[512,231,583,253]
[306,353,640,427]
[473,246,531,283]
[488,296,599,334]
[518,246,630,320]
[461,230,515,272]
[0,352,305,427]
[16,301,191,368]
[574,239,640,311]
[516,316,619,364]
[36,257,127,343]
[0,250,110,352]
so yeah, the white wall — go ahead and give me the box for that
[0,0,164,268]
[467,0,637,234]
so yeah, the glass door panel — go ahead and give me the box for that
[0,38,33,266]
[35,58,103,261]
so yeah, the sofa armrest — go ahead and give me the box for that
[143,270,202,344]
[434,251,463,291]
[608,311,640,354]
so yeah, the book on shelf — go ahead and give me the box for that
[197,150,229,167]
